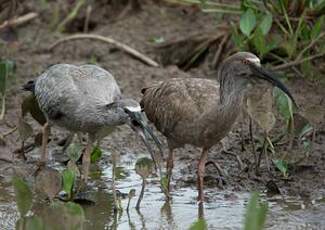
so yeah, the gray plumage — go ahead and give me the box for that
[30,64,160,184]
[35,64,131,136]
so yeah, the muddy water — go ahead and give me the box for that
[1,153,325,230]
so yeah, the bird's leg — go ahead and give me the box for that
[39,122,49,167]
[197,148,208,204]
[166,148,174,199]
[81,136,93,184]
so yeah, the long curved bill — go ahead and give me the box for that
[248,63,297,108]
[128,111,163,175]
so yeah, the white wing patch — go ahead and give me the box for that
[126,106,141,112]
[247,57,261,66]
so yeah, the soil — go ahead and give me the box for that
[1,0,325,212]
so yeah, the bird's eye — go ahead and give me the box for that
[241,59,250,65]
[124,108,129,113]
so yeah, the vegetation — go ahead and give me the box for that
[135,157,154,210]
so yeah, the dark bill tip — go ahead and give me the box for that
[128,111,163,175]
[249,63,298,108]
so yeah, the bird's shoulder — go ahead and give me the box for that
[141,78,220,113]
[36,64,121,104]
[140,78,220,134]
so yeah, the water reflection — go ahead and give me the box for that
[6,153,325,230]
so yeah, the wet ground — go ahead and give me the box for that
[1,1,325,229]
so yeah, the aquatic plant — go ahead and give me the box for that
[135,157,154,209]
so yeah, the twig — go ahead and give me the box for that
[0,126,17,138]
[212,33,230,68]
[296,32,325,61]
[272,52,325,71]
[56,0,86,32]
[0,12,38,31]
[0,96,5,120]
[49,34,159,67]
[83,5,92,33]
[269,53,304,78]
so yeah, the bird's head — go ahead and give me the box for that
[219,52,296,107]
[105,98,162,169]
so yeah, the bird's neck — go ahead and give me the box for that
[200,74,247,133]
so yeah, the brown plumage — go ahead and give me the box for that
[140,52,296,206]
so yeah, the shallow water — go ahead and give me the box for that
[1,153,325,230]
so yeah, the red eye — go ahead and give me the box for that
[241,59,250,65]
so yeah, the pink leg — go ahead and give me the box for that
[197,148,209,203]
[166,148,174,195]
[40,122,49,165]
[82,136,93,183]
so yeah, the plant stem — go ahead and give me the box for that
[112,157,117,211]
[0,95,6,120]
[56,0,85,32]
[296,32,325,60]
[136,178,146,210]
[272,52,325,70]
[279,0,293,35]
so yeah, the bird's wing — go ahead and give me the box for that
[140,78,220,136]
[35,64,121,120]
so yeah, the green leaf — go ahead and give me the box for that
[273,159,288,178]
[18,118,33,142]
[253,28,267,56]
[149,36,165,44]
[161,175,169,192]
[298,123,313,139]
[135,157,154,179]
[66,142,83,162]
[64,202,85,217]
[244,192,268,230]
[16,216,45,230]
[273,87,294,122]
[259,14,273,35]
[12,177,33,217]
[240,9,256,37]
[90,146,102,163]
[311,15,324,39]
[189,218,207,230]
[0,60,14,96]
[115,166,128,180]
[62,169,75,199]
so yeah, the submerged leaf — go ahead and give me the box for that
[189,218,207,230]
[12,177,33,217]
[135,157,154,179]
[35,167,62,200]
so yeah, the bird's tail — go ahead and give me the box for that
[22,80,35,93]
